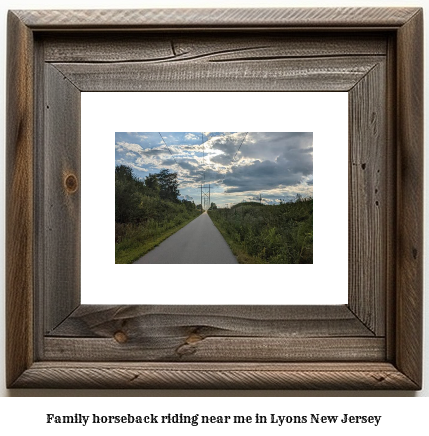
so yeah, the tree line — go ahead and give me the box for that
[115,165,200,263]
[115,165,197,224]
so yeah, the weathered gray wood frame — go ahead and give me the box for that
[6,8,423,389]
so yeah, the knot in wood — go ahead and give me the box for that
[65,174,78,193]
[186,333,203,344]
[114,331,128,343]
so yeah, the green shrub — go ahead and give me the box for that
[115,165,200,263]
[208,199,313,264]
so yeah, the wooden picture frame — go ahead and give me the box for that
[6,7,423,389]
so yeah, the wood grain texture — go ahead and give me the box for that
[42,33,387,63]
[44,337,385,362]
[6,7,423,390]
[47,305,375,338]
[395,10,423,388]
[44,305,380,362]
[6,11,35,388]
[11,362,419,390]
[385,34,398,363]
[14,8,420,29]
[52,56,383,92]
[33,38,46,361]
[44,64,81,332]
[348,62,386,336]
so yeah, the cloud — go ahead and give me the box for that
[185,133,199,141]
[223,159,306,193]
[141,148,166,156]
[176,159,199,171]
[116,132,313,205]
[179,194,194,202]
[161,158,199,172]
[115,141,143,154]
[209,133,245,163]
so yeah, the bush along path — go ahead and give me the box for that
[208,198,313,264]
[115,165,200,264]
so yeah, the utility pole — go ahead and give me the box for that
[260,193,262,204]
[200,184,203,213]
[202,132,205,183]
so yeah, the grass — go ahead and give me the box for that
[210,220,265,264]
[208,199,313,264]
[115,212,200,264]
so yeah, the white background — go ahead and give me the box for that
[0,0,428,428]
[82,92,348,305]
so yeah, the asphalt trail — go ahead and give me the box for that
[134,212,238,264]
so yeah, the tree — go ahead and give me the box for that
[115,165,185,225]
[209,202,217,210]
[181,199,196,211]
[144,173,160,196]
[157,169,180,202]
[115,164,135,182]
[115,165,142,223]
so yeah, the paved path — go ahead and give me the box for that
[134,212,238,264]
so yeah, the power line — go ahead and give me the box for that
[202,133,205,182]
[231,132,249,163]
[199,132,216,211]
[201,132,214,183]
[202,132,212,145]
[217,132,249,188]
[213,132,249,208]
[200,133,217,185]
[158,132,178,166]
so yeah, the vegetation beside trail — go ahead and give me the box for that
[115,165,200,264]
[208,198,313,264]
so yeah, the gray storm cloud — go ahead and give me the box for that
[116,132,313,204]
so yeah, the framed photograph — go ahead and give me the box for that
[6,7,423,389]
[83,93,347,306]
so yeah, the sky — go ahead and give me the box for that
[115,132,313,208]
